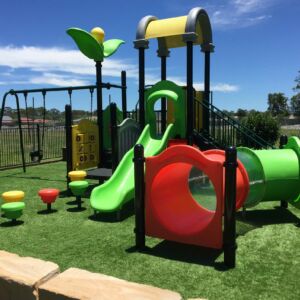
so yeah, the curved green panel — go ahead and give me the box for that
[103,39,125,57]
[145,80,186,138]
[237,147,265,207]
[102,105,123,150]
[66,28,104,61]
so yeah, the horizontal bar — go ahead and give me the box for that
[7,82,125,95]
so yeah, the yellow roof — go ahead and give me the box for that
[145,16,203,49]
[135,7,213,51]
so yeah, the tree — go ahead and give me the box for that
[236,108,247,119]
[240,111,280,147]
[294,70,300,91]
[290,93,300,116]
[267,93,289,116]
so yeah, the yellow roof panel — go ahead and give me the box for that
[144,15,203,49]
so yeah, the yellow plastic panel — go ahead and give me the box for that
[71,119,99,170]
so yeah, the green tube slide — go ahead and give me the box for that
[237,136,300,209]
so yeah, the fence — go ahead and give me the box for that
[0,125,65,169]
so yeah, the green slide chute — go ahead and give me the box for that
[90,80,185,213]
[90,124,174,212]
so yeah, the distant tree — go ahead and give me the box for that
[294,70,300,91]
[236,108,247,119]
[240,111,280,147]
[267,93,289,116]
[290,93,300,116]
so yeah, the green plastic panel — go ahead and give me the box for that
[103,39,125,57]
[66,28,104,61]
[145,80,186,138]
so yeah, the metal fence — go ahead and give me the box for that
[0,125,65,169]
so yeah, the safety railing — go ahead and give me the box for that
[194,99,274,149]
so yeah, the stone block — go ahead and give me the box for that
[0,251,59,300]
[39,267,182,300]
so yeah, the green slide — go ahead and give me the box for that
[90,123,174,212]
[90,80,186,213]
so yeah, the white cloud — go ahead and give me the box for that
[205,0,276,29]
[0,45,238,92]
[0,45,137,79]
[145,75,239,93]
[29,73,90,87]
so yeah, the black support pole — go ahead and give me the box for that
[15,94,26,172]
[36,124,41,163]
[121,71,127,120]
[186,41,194,145]
[133,144,145,250]
[223,146,238,268]
[96,61,104,168]
[65,104,73,189]
[110,102,118,172]
[161,56,167,133]
[203,51,211,135]
[279,135,288,208]
[138,48,145,129]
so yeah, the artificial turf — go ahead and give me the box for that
[0,162,299,300]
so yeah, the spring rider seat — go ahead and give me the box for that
[1,191,25,223]
[68,181,89,209]
[38,189,60,212]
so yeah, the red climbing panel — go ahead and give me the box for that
[145,145,224,249]
[145,145,249,249]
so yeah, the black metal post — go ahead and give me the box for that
[203,51,211,135]
[223,146,238,268]
[47,203,51,212]
[36,124,41,163]
[65,105,73,189]
[186,41,194,145]
[76,195,82,209]
[121,71,127,120]
[138,48,145,128]
[0,92,8,129]
[110,102,118,172]
[133,144,145,249]
[279,135,288,208]
[15,94,26,172]
[161,56,167,133]
[96,61,104,168]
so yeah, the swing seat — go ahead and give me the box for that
[30,150,43,162]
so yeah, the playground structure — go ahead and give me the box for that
[0,6,299,272]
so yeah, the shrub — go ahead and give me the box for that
[239,111,280,147]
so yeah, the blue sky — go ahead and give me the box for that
[0,0,299,112]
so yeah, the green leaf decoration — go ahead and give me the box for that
[66,28,104,61]
[103,39,125,57]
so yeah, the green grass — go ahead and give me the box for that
[0,162,300,300]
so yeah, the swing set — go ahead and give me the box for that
[0,71,127,172]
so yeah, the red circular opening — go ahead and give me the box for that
[149,162,216,236]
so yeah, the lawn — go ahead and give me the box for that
[0,162,299,300]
